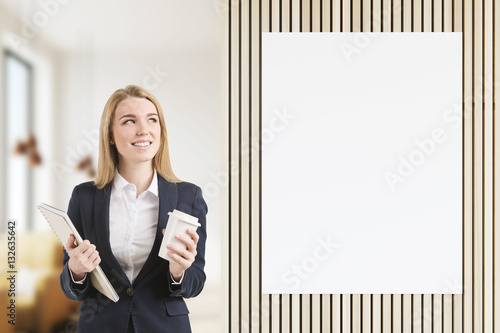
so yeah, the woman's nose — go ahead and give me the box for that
[137,120,148,135]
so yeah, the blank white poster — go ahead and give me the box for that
[262,33,462,294]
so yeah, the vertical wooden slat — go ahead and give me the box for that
[259,3,269,332]
[455,0,463,32]
[321,293,331,332]
[474,0,484,332]
[422,294,431,333]
[312,0,321,31]
[413,295,422,333]
[291,0,301,31]
[262,0,281,332]
[372,294,382,333]
[262,294,270,333]
[403,0,412,31]
[291,294,300,333]
[322,0,331,32]
[342,0,351,31]
[250,0,261,331]
[495,0,500,330]
[332,294,342,333]
[362,294,371,333]
[229,0,241,331]
[349,3,361,332]
[423,0,432,31]
[443,294,453,333]
[484,0,494,332]
[433,0,442,31]
[281,0,291,32]
[372,0,382,32]
[413,0,422,31]
[392,295,402,333]
[342,295,351,332]
[352,294,361,333]
[403,294,412,332]
[333,0,342,32]
[443,0,453,31]
[271,294,280,332]
[463,0,474,331]
[271,0,280,32]
[310,295,321,332]
[382,0,391,31]
[382,294,391,332]
[240,1,251,331]
[330,9,344,333]
[433,295,443,332]
[363,0,372,32]
[352,0,362,32]
[454,3,465,333]
[222,0,231,331]
[280,294,290,332]
[262,0,270,32]
[302,0,311,31]
[454,294,463,333]
[301,294,311,332]
[392,0,402,31]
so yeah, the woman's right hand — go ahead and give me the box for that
[65,234,101,280]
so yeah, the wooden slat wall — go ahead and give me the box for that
[223,0,498,331]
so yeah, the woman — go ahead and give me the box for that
[60,85,208,333]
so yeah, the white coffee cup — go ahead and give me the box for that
[158,209,201,264]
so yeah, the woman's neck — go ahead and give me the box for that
[117,162,154,197]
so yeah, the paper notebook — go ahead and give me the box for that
[38,202,119,303]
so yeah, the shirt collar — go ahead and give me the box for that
[148,169,159,197]
[113,168,158,197]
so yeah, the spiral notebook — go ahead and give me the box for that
[37,202,119,303]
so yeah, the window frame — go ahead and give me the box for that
[2,49,34,232]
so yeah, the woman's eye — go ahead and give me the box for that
[148,118,157,123]
[124,119,134,124]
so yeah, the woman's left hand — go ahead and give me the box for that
[162,228,199,282]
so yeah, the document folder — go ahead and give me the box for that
[38,202,119,303]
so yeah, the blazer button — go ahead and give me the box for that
[126,288,134,296]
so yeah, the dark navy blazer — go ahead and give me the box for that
[59,175,208,333]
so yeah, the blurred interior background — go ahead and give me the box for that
[0,1,223,332]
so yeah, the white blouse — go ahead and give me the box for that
[109,169,159,284]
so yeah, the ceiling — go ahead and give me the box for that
[0,0,222,52]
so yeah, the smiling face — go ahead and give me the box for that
[111,97,161,168]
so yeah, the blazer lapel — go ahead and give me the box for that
[93,184,131,287]
[134,175,178,286]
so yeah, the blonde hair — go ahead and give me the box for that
[95,85,181,189]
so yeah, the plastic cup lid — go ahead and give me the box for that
[168,209,201,227]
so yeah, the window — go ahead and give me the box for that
[3,50,33,232]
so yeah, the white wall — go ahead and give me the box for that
[0,1,60,233]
